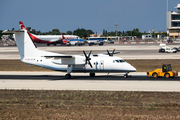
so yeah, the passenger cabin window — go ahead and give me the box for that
[113,60,125,63]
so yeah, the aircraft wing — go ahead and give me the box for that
[44,55,74,59]
[44,55,85,65]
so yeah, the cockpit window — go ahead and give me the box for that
[113,60,125,63]
[119,60,125,63]
[115,60,119,63]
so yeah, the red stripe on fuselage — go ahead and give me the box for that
[28,32,52,43]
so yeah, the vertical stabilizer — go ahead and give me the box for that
[14,30,41,59]
[19,21,27,30]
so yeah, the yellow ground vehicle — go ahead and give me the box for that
[147,64,178,78]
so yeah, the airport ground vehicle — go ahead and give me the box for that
[167,39,173,43]
[87,39,104,46]
[147,64,178,78]
[159,48,165,52]
[67,39,85,46]
[159,44,177,53]
[107,40,114,44]
[173,46,180,52]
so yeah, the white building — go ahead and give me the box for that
[167,4,180,38]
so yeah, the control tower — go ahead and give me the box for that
[167,4,180,39]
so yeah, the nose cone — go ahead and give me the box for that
[126,63,136,72]
[130,66,136,72]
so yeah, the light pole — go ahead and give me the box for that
[130,27,132,40]
[115,24,118,37]
[115,24,118,42]
[167,0,169,41]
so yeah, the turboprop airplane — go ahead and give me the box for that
[3,29,136,79]
[19,21,81,46]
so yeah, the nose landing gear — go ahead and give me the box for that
[124,72,131,78]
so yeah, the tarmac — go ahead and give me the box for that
[1,44,180,91]
[0,71,180,91]
[1,44,180,59]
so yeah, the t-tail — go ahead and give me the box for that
[13,30,41,60]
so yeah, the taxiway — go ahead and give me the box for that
[0,43,180,59]
[0,71,180,91]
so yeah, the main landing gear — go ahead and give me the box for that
[65,74,71,79]
[65,65,73,79]
[90,72,95,77]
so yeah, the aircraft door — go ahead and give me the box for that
[99,60,104,70]
[94,61,99,70]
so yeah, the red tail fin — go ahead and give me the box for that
[62,33,65,40]
[62,33,67,44]
[19,21,27,30]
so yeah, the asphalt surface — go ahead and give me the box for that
[0,75,180,81]
[0,72,180,91]
[1,43,180,91]
[1,43,180,59]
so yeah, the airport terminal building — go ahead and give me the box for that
[167,4,180,38]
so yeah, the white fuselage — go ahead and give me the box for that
[10,29,136,77]
[22,55,136,73]
[33,34,80,42]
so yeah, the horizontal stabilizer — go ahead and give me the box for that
[3,30,24,33]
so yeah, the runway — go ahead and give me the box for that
[1,44,180,59]
[0,71,180,91]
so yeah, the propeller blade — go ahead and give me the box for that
[109,49,115,56]
[112,49,115,55]
[83,50,88,59]
[83,50,88,64]
[89,61,93,68]
[88,50,92,58]
[107,50,110,56]
[83,50,93,68]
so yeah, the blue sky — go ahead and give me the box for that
[0,0,179,33]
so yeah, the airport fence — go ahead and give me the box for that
[113,37,180,44]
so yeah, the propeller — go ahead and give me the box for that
[107,49,115,56]
[83,50,93,68]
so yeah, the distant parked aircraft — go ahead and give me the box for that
[19,21,80,46]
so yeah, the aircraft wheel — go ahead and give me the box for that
[65,74,71,79]
[123,74,128,78]
[90,73,95,77]
[164,73,170,78]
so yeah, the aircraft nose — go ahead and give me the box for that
[126,63,136,72]
[131,66,136,72]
